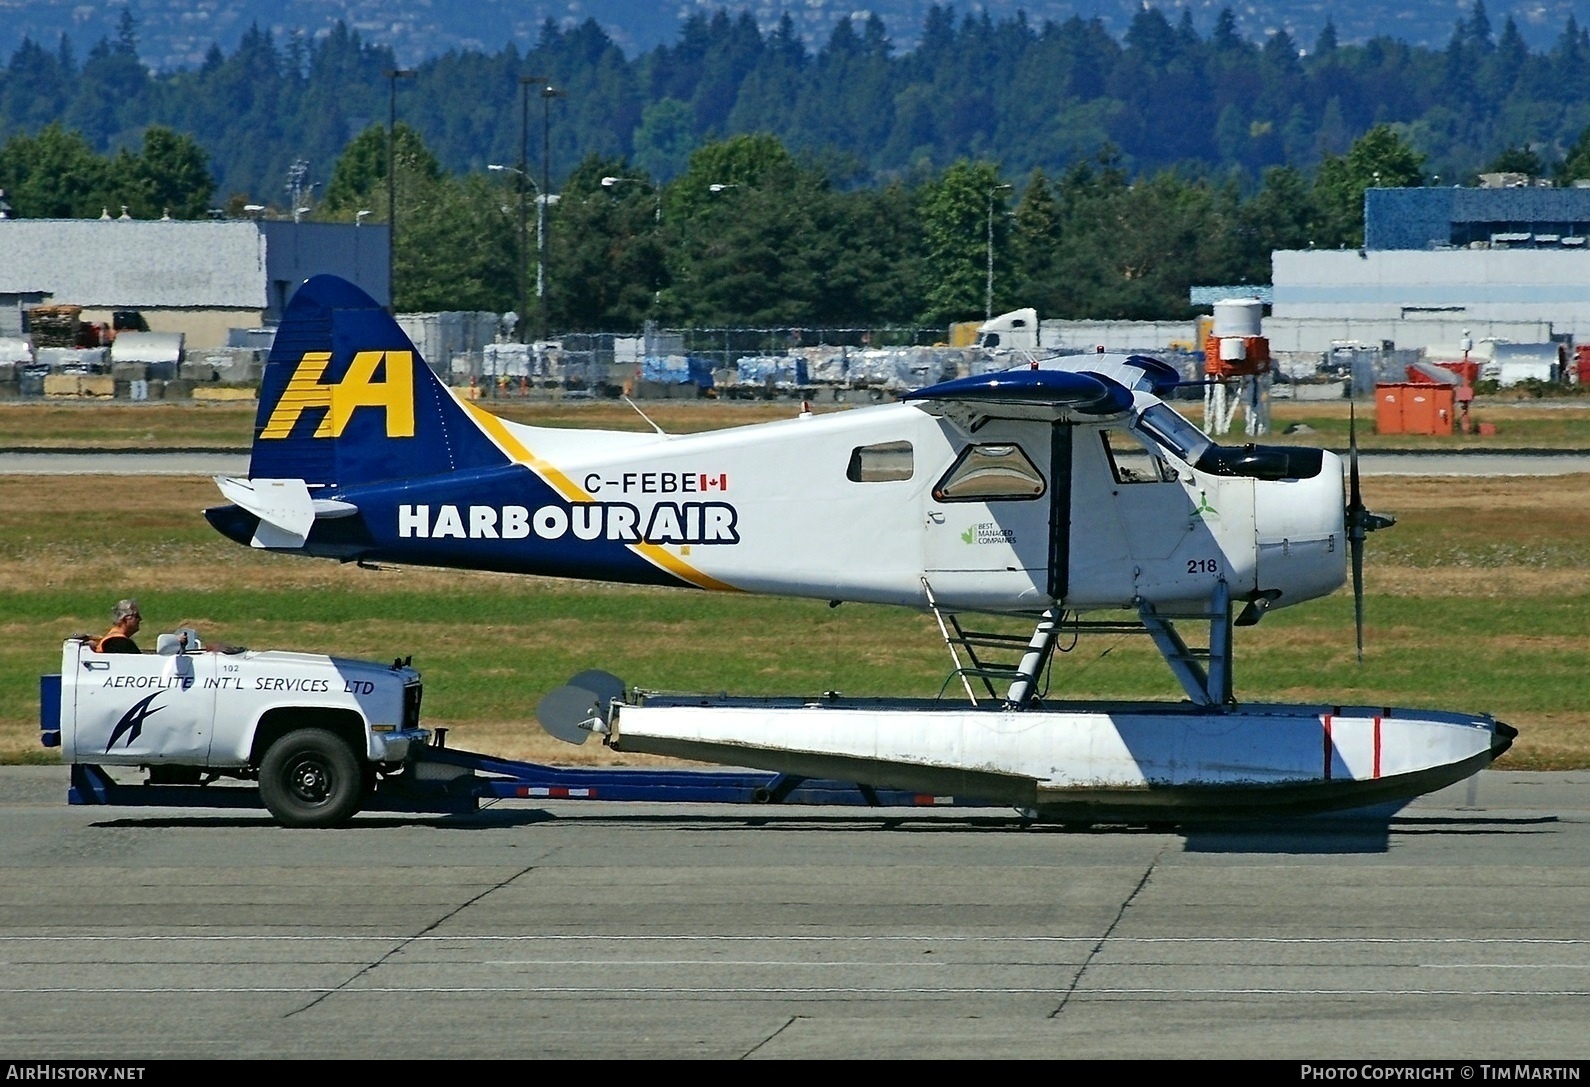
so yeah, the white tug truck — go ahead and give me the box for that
[44,632,427,827]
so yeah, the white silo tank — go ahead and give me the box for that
[1212,298,1263,338]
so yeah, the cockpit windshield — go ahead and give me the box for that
[1133,403,1212,467]
[1132,402,1325,481]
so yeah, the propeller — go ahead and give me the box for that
[1345,401,1396,663]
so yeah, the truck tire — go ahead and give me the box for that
[259,728,364,827]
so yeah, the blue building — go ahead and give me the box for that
[1365,186,1590,250]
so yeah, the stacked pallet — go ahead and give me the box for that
[26,305,82,348]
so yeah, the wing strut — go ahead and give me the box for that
[1005,607,1064,708]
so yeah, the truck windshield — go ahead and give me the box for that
[1133,404,1212,467]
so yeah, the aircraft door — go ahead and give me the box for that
[1067,425,1139,604]
[923,421,1059,609]
[1068,425,1257,607]
[70,648,216,763]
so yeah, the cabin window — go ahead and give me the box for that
[847,441,914,482]
[1101,432,1177,485]
[933,444,1045,502]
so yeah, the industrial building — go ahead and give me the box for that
[1269,184,1590,350]
[0,218,389,349]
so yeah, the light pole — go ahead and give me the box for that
[489,165,558,339]
[600,175,660,223]
[354,209,370,279]
[385,67,415,313]
[511,74,546,343]
[539,82,566,342]
[986,182,1011,320]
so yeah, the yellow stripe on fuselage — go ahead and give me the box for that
[463,401,588,501]
[461,400,741,593]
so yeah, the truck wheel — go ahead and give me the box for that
[259,729,363,827]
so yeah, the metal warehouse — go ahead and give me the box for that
[0,218,389,349]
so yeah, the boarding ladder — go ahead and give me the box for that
[922,579,1062,707]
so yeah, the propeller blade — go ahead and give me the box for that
[1351,524,1366,665]
[1348,400,1363,515]
[1347,400,1368,664]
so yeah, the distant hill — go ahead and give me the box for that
[2,0,1584,73]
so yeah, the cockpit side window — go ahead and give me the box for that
[933,444,1046,502]
[847,441,914,482]
[1101,431,1177,484]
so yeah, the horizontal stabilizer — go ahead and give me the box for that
[215,476,312,548]
[214,475,357,549]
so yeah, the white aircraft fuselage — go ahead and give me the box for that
[362,401,1347,615]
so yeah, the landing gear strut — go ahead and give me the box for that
[925,578,1239,710]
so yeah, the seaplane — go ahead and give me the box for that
[206,274,1514,823]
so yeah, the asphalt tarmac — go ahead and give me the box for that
[2,765,1587,1060]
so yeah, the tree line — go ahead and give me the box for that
[0,111,1487,328]
[2,3,1588,198]
[1,3,1587,327]
[323,123,1427,328]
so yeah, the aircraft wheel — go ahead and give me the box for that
[259,728,364,827]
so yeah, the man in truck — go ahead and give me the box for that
[95,599,142,654]
[91,598,242,655]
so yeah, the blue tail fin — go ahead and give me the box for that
[249,275,507,487]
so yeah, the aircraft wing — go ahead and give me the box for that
[900,367,1134,421]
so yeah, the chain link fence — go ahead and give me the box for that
[454,323,959,401]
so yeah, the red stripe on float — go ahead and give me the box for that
[1373,716,1382,779]
[1322,714,1333,780]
